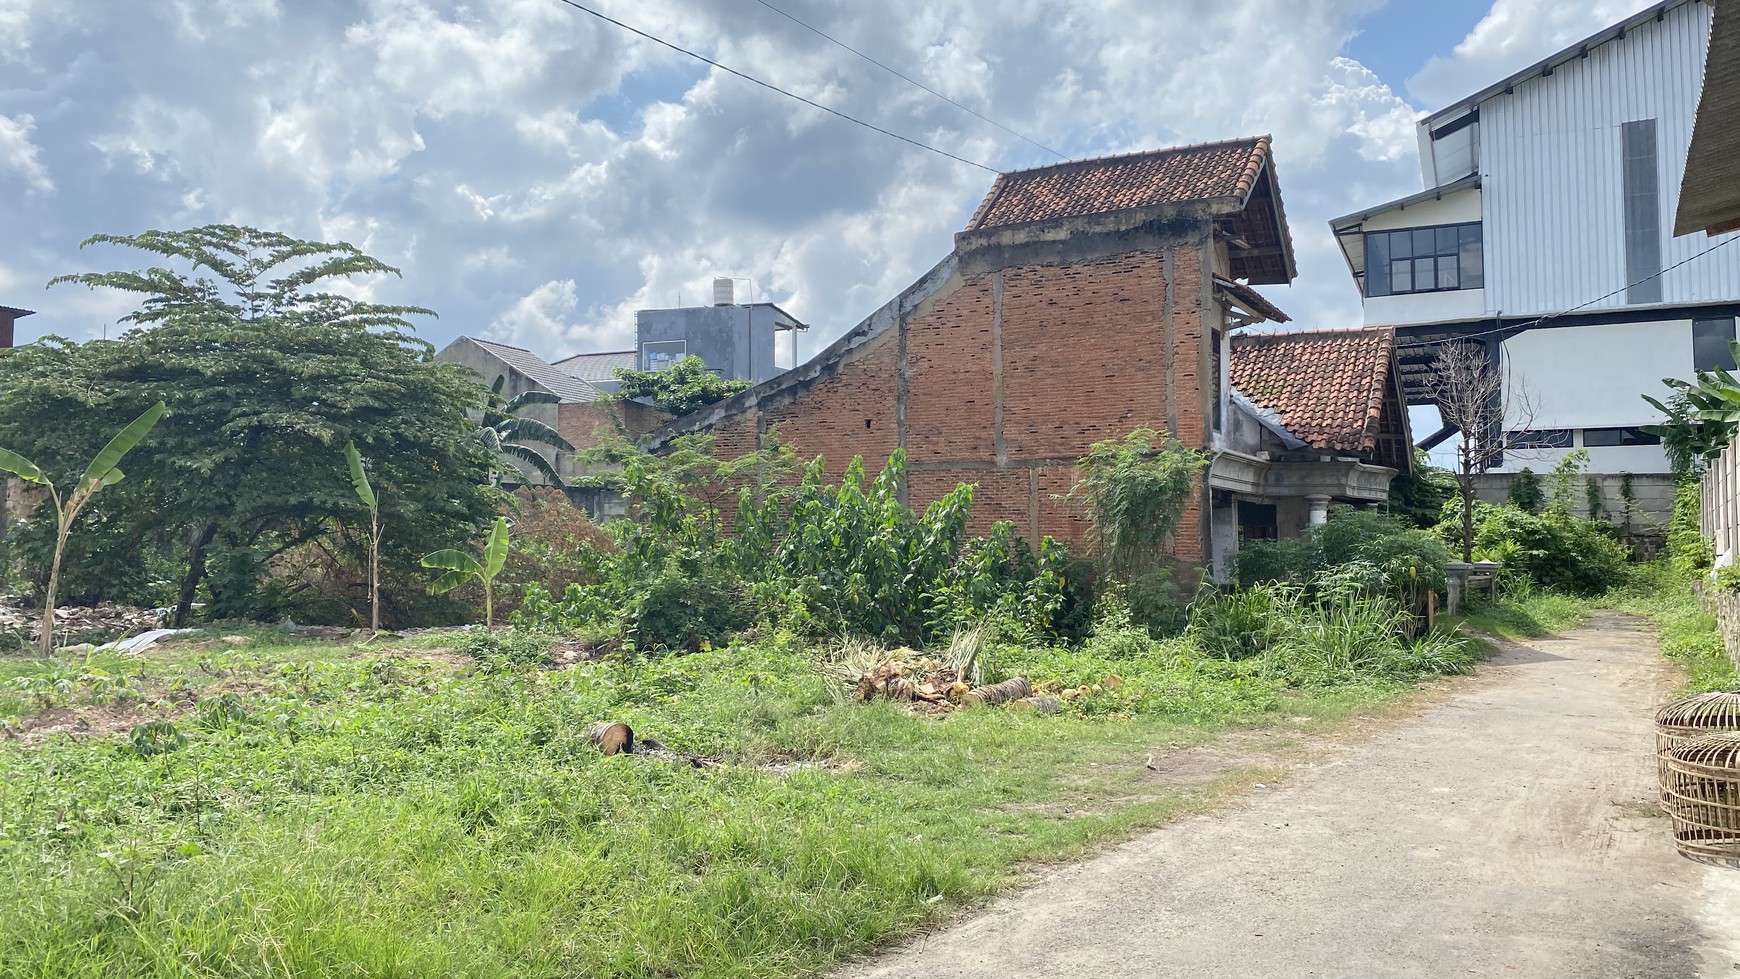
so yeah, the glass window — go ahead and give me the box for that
[1582,427,1663,447]
[1508,429,1573,449]
[1436,257,1459,290]
[1459,224,1484,289]
[1362,222,1483,297]
[1366,233,1391,297]
[1693,315,1737,372]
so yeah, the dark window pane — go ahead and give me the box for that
[1365,232,1390,297]
[1414,258,1435,291]
[1581,428,1623,447]
[1622,119,1662,304]
[1390,231,1412,259]
[1391,259,1412,293]
[1693,316,1737,371]
[1437,256,1459,290]
[1436,226,1459,255]
[1624,428,1662,446]
[1460,224,1484,289]
[1413,228,1436,256]
[1510,429,1573,449]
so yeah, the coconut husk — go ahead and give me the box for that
[962,676,1032,707]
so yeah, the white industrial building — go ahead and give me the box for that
[1330,0,1740,498]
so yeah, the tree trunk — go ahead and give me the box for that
[369,518,380,632]
[484,579,493,629]
[1459,477,1475,562]
[173,522,218,629]
[40,520,71,656]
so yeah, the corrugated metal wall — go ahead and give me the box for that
[1482,0,1740,315]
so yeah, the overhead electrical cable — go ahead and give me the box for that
[1395,233,1740,349]
[549,0,999,173]
[749,0,1065,160]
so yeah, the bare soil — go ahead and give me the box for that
[843,614,1740,978]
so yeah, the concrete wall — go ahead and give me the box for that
[1471,471,1676,532]
[635,304,780,383]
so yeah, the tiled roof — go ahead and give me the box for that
[469,338,604,404]
[554,350,638,383]
[965,136,1272,231]
[1228,327,1396,454]
[1213,275,1289,323]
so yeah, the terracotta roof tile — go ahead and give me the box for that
[1228,327,1396,454]
[966,136,1271,231]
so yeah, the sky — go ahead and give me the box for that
[0,0,1657,366]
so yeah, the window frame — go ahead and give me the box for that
[1364,221,1484,298]
[1692,314,1738,373]
[1506,429,1573,450]
[1580,427,1662,448]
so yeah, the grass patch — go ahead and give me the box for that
[1611,565,1740,695]
[0,627,1455,978]
[1450,589,1594,641]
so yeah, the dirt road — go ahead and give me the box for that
[845,615,1740,978]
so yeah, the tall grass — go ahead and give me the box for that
[1614,564,1740,694]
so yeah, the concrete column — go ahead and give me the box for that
[1307,494,1331,527]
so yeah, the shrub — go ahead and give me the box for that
[1236,506,1448,610]
[1666,480,1712,576]
[1507,468,1543,513]
[1448,501,1629,596]
[1186,583,1303,660]
[631,554,752,652]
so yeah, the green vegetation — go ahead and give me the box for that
[1,226,498,628]
[0,401,166,653]
[422,517,513,628]
[613,354,753,416]
[1612,565,1738,694]
[479,373,574,488]
[0,596,1470,977]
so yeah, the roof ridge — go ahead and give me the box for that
[1233,325,1392,342]
[990,134,1268,181]
[470,336,534,354]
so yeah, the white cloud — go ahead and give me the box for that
[1408,0,1652,108]
[0,114,53,192]
[3,0,1430,351]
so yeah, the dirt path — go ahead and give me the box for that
[845,614,1740,978]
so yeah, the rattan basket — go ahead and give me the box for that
[1664,732,1740,870]
[1654,693,1740,806]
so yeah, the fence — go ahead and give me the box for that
[1700,442,1740,666]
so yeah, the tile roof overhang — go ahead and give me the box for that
[1227,326,1403,457]
[1677,0,1740,236]
[957,136,1297,285]
[1214,275,1289,323]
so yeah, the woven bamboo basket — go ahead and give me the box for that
[1664,732,1740,870]
[1654,693,1740,807]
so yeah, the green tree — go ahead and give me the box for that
[478,375,573,487]
[422,516,510,627]
[1069,428,1207,585]
[0,402,165,654]
[345,441,382,632]
[613,355,751,415]
[1,225,498,627]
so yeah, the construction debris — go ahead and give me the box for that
[0,601,165,646]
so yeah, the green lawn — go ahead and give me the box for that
[0,627,1430,979]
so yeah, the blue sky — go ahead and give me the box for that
[0,0,1653,365]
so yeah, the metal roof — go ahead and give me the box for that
[1421,0,1697,126]
[553,349,638,383]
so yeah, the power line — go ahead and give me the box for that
[549,0,999,173]
[1395,233,1740,350]
[749,0,1065,161]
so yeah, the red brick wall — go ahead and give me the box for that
[557,400,673,453]
[673,239,1215,568]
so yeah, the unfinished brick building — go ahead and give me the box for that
[650,137,1411,579]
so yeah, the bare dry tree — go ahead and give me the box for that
[1425,342,1539,561]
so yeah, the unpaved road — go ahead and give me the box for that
[845,614,1740,978]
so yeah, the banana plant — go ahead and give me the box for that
[0,401,167,655]
[345,441,382,632]
[421,516,510,627]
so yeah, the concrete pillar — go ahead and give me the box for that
[1307,494,1331,527]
